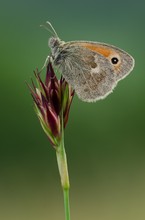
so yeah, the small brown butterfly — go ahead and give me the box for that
[41,21,135,102]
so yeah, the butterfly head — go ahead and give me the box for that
[40,21,65,59]
[48,37,61,49]
[48,37,65,62]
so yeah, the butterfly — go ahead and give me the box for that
[41,21,135,102]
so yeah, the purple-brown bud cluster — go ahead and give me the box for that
[28,62,74,147]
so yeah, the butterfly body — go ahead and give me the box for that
[48,35,134,102]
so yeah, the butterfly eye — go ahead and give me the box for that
[111,57,119,65]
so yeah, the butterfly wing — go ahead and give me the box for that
[76,41,135,81]
[54,41,134,102]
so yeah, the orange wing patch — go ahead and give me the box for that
[80,43,112,57]
[79,42,121,71]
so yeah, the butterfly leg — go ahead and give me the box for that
[40,55,51,72]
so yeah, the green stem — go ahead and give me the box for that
[56,140,70,189]
[63,188,71,220]
[56,112,71,220]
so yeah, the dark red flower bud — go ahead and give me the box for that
[27,61,74,147]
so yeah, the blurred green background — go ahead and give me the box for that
[0,0,145,219]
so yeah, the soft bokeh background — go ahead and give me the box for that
[0,0,145,219]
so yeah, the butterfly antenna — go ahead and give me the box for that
[40,21,59,38]
[46,21,59,38]
[40,24,54,36]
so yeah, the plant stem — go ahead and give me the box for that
[63,188,71,220]
[56,113,71,220]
